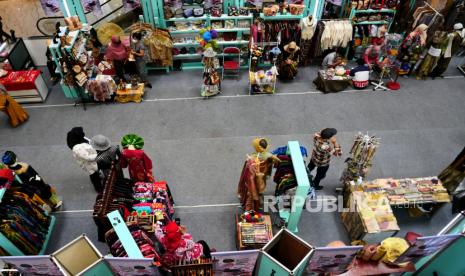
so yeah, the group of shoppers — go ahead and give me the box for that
[105,33,152,88]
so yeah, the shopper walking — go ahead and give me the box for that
[308,128,342,190]
[130,32,152,88]
[66,127,101,192]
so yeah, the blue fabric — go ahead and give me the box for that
[272,146,308,157]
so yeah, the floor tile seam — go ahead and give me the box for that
[2,125,464,149]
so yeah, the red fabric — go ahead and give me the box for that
[164,222,182,253]
[0,70,40,91]
[153,181,167,192]
[121,149,154,182]
[224,61,239,70]
[0,167,14,182]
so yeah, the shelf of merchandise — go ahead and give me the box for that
[211,14,253,20]
[173,41,200,47]
[170,28,250,34]
[260,13,304,20]
[354,21,389,25]
[218,40,249,45]
[351,8,396,14]
[0,214,56,256]
[182,62,204,70]
[166,15,208,22]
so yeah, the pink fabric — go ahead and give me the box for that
[105,36,129,61]
[155,226,203,267]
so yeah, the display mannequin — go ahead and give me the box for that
[2,151,62,210]
[120,134,154,182]
[431,23,465,78]
[0,84,29,128]
[416,30,448,80]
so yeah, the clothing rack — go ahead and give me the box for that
[423,1,441,15]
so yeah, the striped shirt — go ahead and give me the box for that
[311,133,342,167]
[95,145,121,171]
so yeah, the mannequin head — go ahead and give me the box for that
[252,137,270,153]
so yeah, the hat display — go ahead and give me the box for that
[96,23,125,45]
[454,23,463,30]
[90,135,111,151]
[284,41,300,52]
[203,47,217,58]
[121,134,145,149]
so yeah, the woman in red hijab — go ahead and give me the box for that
[154,221,210,267]
[105,35,129,82]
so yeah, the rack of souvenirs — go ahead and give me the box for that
[235,209,273,250]
[249,42,279,94]
[0,165,56,256]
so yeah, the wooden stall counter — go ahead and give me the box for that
[115,83,144,103]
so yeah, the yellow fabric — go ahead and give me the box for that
[97,23,125,46]
[380,237,409,263]
[0,94,29,127]
[252,137,269,153]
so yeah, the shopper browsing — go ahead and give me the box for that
[105,35,129,82]
[308,128,342,190]
[130,32,152,88]
[321,50,343,69]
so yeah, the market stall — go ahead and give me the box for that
[314,66,351,93]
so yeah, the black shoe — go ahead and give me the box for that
[146,83,152,89]
[315,185,323,190]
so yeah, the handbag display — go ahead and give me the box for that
[210,7,222,17]
[193,7,204,17]
[228,6,239,16]
[263,5,278,16]
[239,7,249,15]
[183,8,194,18]
[164,7,174,19]
[224,20,235,29]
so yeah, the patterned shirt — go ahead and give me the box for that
[311,133,342,167]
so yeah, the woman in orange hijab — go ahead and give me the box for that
[0,83,28,127]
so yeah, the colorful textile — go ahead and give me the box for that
[0,90,29,128]
[121,149,154,182]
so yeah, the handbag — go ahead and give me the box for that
[228,6,239,16]
[183,8,194,18]
[193,7,204,17]
[211,7,222,17]
[164,7,174,19]
[239,7,249,15]
[289,4,304,15]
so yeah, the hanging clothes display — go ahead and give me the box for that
[0,188,53,255]
[309,21,326,59]
[252,20,302,47]
[2,151,62,210]
[417,30,448,79]
[320,20,353,51]
[299,15,317,66]
[144,28,174,67]
[120,134,154,183]
[411,3,445,44]
[398,24,429,75]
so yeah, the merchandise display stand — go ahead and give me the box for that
[255,228,313,276]
[107,211,144,258]
[235,208,273,251]
[249,39,278,95]
[0,185,56,256]
[278,141,310,233]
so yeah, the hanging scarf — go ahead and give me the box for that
[105,36,128,61]
[300,16,316,40]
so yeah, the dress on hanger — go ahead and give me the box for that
[121,148,154,182]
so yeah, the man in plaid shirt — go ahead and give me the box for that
[308,128,342,190]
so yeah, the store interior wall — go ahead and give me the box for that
[0,0,47,37]
[23,38,49,66]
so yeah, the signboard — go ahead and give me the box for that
[212,250,260,275]
[396,234,462,264]
[0,255,63,276]
[306,246,363,274]
[104,257,161,276]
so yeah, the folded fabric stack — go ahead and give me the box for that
[240,222,272,245]
[353,191,399,234]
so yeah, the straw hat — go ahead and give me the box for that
[97,23,125,45]
[284,41,300,52]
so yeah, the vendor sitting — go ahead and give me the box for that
[278,41,301,80]
[321,50,343,69]
[364,43,383,69]
[350,58,370,89]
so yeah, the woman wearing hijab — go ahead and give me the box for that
[66,127,101,192]
[105,35,129,82]
[0,83,28,128]
[278,41,301,80]
[154,221,211,268]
